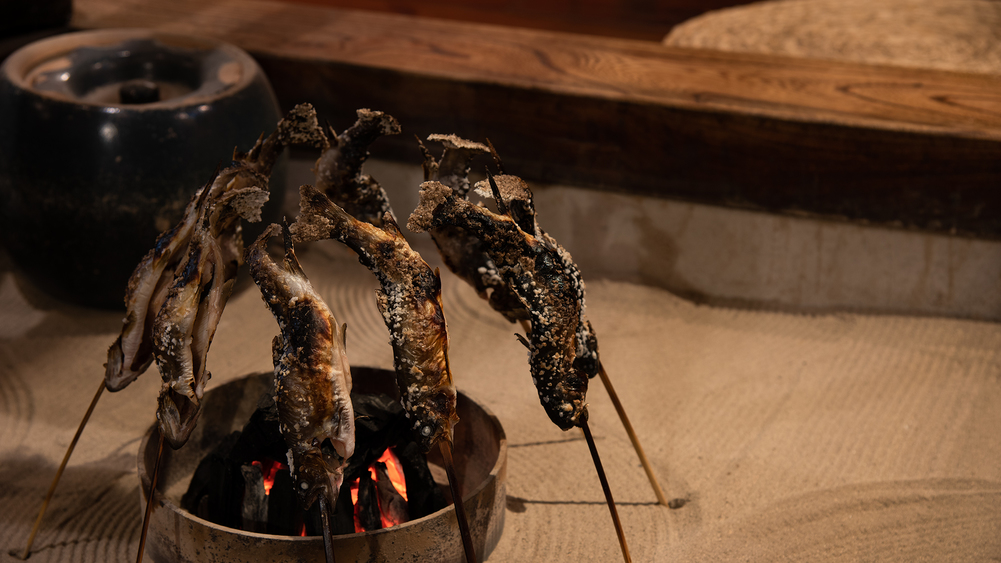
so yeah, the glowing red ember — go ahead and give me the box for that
[349,447,410,532]
[251,458,287,496]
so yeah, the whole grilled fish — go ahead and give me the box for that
[294,185,459,452]
[104,104,327,449]
[247,222,355,510]
[408,177,590,430]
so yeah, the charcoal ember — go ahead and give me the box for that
[240,464,268,533]
[373,461,408,526]
[332,480,356,535]
[180,431,244,528]
[342,392,408,480]
[266,468,300,536]
[182,389,444,535]
[356,470,382,532]
[396,440,447,519]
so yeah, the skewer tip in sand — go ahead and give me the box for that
[319,495,337,563]
[439,440,478,563]
[581,417,632,563]
[18,379,106,560]
[597,365,669,507]
[136,433,165,563]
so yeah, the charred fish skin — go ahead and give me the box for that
[153,222,240,449]
[417,135,533,323]
[109,104,328,450]
[104,184,212,392]
[104,103,326,396]
[470,171,600,380]
[314,109,401,227]
[294,184,458,452]
[409,180,588,430]
[418,134,491,199]
[247,222,355,510]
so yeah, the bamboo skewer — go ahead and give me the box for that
[439,440,478,563]
[318,495,337,563]
[596,365,669,507]
[581,418,632,563]
[136,433,165,563]
[19,379,106,560]
[518,319,667,507]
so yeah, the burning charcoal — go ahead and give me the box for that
[333,481,356,535]
[266,468,300,536]
[373,461,409,527]
[343,392,408,479]
[182,389,449,536]
[396,441,448,520]
[240,464,268,533]
[356,470,382,532]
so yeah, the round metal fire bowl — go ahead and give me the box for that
[138,368,507,563]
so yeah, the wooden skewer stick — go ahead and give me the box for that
[581,418,632,563]
[596,365,669,507]
[136,433,165,563]
[439,440,478,563]
[19,379,106,560]
[318,495,337,563]
[517,319,667,507]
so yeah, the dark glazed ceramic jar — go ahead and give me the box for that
[0,29,285,308]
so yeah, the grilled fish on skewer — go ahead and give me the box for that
[23,105,327,563]
[247,222,355,512]
[415,136,531,320]
[294,185,458,452]
[152,219,238,448]
[105,103,326,395]
[314,109,401,227]
[104,186,208,392]
[467,172,665,506]
[419,135,600,375]
[411,175,632,562]
[473,174,603,382]
[149,106,327,449]
[296,183,478,562]
[409,178,589,429]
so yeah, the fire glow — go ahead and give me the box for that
[349,447,409,532]
[251,459,285,496]
[251,448,409,534]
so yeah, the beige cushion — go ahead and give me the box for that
[664,0,1001,74]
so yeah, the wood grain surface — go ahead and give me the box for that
[1,239,999,562]
[70,0,1001,238]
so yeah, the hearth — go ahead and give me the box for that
[137,367,506,563]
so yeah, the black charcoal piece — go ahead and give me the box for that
[397,441,448,519]
[180,431,244,529]
[240,464,268,533]
[356,471,382,532]
[373,461,409,526]
[266,468,300,536]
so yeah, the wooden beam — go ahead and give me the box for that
[72,0,1001,238]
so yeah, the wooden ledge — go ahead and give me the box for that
[72,0,1001,238]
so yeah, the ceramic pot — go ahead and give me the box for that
[0,29,285,308]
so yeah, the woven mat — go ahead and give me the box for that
[1,236,999,562]
[664,0,1001,74]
